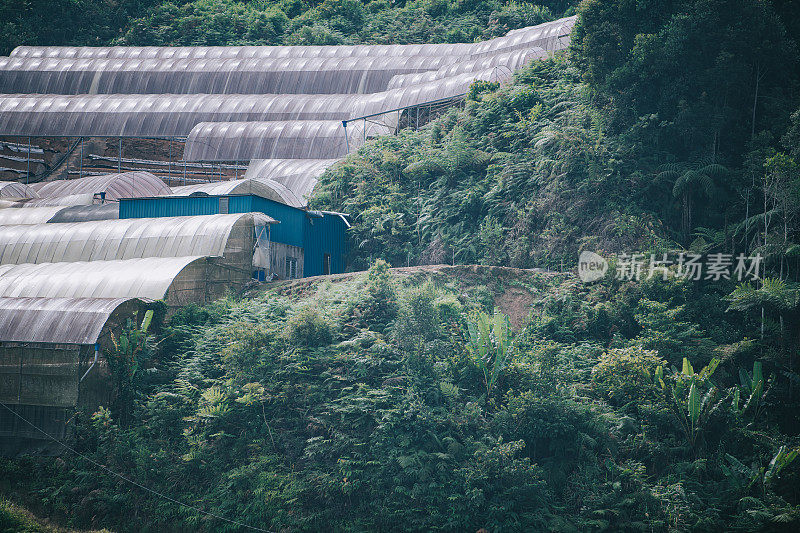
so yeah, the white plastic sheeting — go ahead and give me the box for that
[0,206,65,225]
[471,16,575,57]
[0,256,205,299]
[183,120,391,161]
[0,181,39,198]
[0,213,270,265]
[244,159,337,205]
[0,54,466,95]
[14,194,96,208]
[0,69,492,138]
[387,48,547,89]
[32,172,171,201]
[168,178,272,196]
[167,177,295,205]
[0,296,141,344]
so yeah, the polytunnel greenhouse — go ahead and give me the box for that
[0,257,208,301]
[30,171,170,201]
[0,15,578,451]
[0,212,273,265]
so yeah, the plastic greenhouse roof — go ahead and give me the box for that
[0,54,467,95]
[244,159,338,206]
[0,181,39,199]
[0,206,66,225]
[0,212,272,265]
[0,256,205,299]
[183,120,391,162]
[0,296,142,344]
[33,172,171,201]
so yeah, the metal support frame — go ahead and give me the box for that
[26,137,30,184]
[118,138,122,173]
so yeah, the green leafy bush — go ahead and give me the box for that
[285,304,335,347]
[591,346,665,406]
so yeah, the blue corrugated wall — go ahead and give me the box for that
[119,195,348,276]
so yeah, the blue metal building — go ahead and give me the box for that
[119,194,349,278]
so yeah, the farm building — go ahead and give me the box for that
[119,194,349,279]
[0,297,148,454]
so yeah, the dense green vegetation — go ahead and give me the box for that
[3,0,800,531]
[3,264,799,531]
[0,0,577,55]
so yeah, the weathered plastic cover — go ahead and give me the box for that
[244,159,338,205]
[34,172,171,201]
[13,193,96,208]
[387,48,547,89]
[0,54,466,95]
[0,213,271,265]
[169,178,280,197]
[0,206,66,225]
[0,296,141,344]
[0,181,39,199]
[183,120,392,161]
[46,203,119,223]
[0,256,205,299]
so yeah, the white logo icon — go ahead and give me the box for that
[578,251,608,283]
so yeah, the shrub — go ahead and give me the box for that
[356,259,399,332]
[591,346,665,406]
[285,305,334,347]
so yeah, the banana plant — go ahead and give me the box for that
[109,309,154,382]
[655,357,726,451]
[465,310,513,397]
[722,445,800,492]
[733,361,769,420]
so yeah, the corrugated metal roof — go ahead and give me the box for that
[0,297,141,344]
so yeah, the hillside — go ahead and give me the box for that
[1,0,800,531]
[2,262,797,531]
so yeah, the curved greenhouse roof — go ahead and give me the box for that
[13,193,96,208]
[0,181,39,199]
[33,172,170,201]
[0,212,271,265]
[244,159,337,206]
[183,120,390,162]
[169,177,282,198]
[0,68,506,138]
[471,16,575,57]
[0,296,142,344]
[387,48,547,89]
[0,54,465,95]
[0,206,66,225]
[0,256,205,299]
[46,203,119,223]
